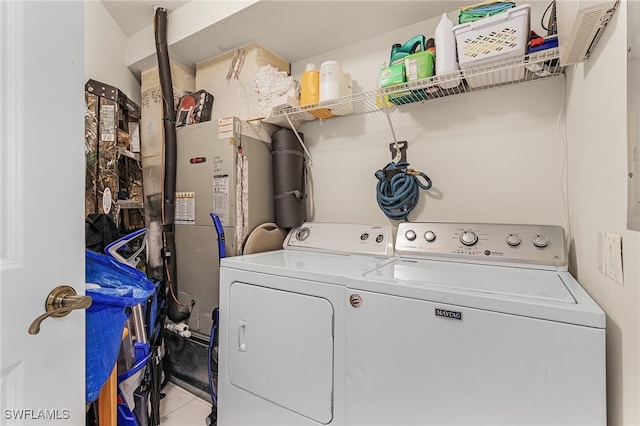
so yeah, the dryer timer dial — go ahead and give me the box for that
[460,230,478,246]
[533,234,549,248]
[506,234,521,247]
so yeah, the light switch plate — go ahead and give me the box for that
[605,232,624,286]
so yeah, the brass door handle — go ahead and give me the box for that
[28,285,92,335]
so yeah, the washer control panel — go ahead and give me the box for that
[396,222,567,266]
[285,222,394,256]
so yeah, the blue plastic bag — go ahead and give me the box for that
[85,250,155,402]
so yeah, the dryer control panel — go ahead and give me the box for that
[285,222,394,256]
[396,222,567,267]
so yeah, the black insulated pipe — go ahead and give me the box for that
[154,7,191,322]
[272,128,307,228]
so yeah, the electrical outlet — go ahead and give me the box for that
[605,232,624,286]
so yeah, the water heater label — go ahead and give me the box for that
[218,116,234,139]
[175,192,195,225]
[435,308,462,320]
[213,175,230,226]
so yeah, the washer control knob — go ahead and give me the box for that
[405,230,417,241]
[424,231,436,243]
[506,234,521,247]
[296,227,310,241]
[460,231,478,246]
[533,234,549,248]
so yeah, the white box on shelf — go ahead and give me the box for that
[453,4,531,88]
[196,43,290,121]
[269,89,300,111]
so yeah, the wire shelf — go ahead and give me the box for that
[265,48,564,125]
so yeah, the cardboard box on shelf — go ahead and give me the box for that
[196,43,290,121]
[140,60,195,159]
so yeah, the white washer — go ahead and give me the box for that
[218,222,395,426]
[346,222,606,425]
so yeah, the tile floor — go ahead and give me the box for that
[160,381,213,426]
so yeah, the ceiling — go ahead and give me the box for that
[101,0,191,37]
[101,0,473,74]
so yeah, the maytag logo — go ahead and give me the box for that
[435,308,462,320]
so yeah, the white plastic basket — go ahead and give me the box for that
[453,4,531,88]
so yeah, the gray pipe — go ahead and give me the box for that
[272,128,307,228]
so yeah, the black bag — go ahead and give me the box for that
[85,213,120,253]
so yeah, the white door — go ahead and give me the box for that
[1,1,86,424]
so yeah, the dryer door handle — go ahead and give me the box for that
[238,320,248,352]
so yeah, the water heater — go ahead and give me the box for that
[174,118,276,337]
[556,0,619,66]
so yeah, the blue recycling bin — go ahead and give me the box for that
[84,249,155,403]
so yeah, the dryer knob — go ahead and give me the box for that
[506,234,521,247]
[405,230,417,241]
[296,227,310,241]
[460,231,478,246]
[533,234,549,248]
[424,231,436,242]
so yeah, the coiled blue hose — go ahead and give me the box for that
[375,162,432,221]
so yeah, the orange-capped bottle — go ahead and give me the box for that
[300,63,320,105]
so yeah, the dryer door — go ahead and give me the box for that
[228,282,334,424]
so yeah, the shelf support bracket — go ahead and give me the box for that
[285,115,313,166]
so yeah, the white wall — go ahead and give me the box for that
[564,2,640,424]
[293,2,568,229]
[85,0,140,104]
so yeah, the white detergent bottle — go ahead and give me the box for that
[434,12,461,89]
[334,72,353,115]
[319,60,343,102]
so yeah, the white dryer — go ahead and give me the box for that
[346,222,606,425]
[218,222,395,426]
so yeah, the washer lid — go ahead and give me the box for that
[358,259,605,328]
[368,259,575,304]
